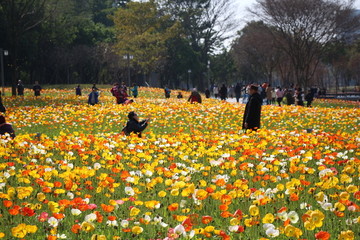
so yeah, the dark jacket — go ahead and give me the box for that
[88,91,99,105]
[0,123,15,138]
[33,84,42,96]
[76,87,82,96]
[219,86,227,99]
[235,85,242,97]
[17,84,24,95]
[243,92,262,130]
[123,119,148,137]
[0,100,5,113]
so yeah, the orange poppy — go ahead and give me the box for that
[201,215,213,224]
[71,224,81,234]
[3,200,12,208]
[315,231,331,240]
[101,204,115,213]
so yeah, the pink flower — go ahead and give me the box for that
[167,228,179,239]
[116,200,125,205]
[88,204,97,210]
[38,212,49,222]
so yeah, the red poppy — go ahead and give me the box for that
[315,231,331,240]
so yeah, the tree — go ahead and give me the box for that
[210,49,237,86]
[0,0,51,95]
[232,21,280,85]
[250,0,360,90]
[112,0,179,85]
[162,0,236,90]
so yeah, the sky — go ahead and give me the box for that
[226,0,360,47]
[233,0,360,30]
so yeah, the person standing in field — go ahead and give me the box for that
[88,87,99,105]
[75,85,82,96]
[131,84,138,98]
[17,80,24,96]
[33,81,42,96]
[243,85,262,131]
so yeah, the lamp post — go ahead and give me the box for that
[207,60,210,89]
[123,53,133,91]
[187,69,191,90]
[0,48,9,96]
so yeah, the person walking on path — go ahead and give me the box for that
[17,80,24,96]
[205,88,210,98]
[213,85,219,98]
[243,85,262,131]
[219,84,227,101]
[122,111,149,137]
[0,115,15,138]
[266,84,273,105]
[235,83,242,103]
[305,90,314,107]
[275,87,284,106]
[33,81,42,96]
[295,88,304,106]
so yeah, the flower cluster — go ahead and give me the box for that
[0,88,359,239]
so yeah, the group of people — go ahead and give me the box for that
[211,82,317,107]
[14,80,42,97]
[75,82,138,106]
[110,82,137,105]
[165,87,203,104]
[212,83,243,102]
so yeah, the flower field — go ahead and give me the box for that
[0,87,359,240]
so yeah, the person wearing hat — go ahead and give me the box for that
[242,85,262,131]
[0,115,15,138]
[122,111,149,137]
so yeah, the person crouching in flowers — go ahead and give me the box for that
[0,115,15,138]
[122,111,149,137]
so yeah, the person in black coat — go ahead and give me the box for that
[243,85,262,131]
[17,80,24,96]
[219,84,227,100]
[75,85,82,96]
[33,81,42,96]
[235,83,242,102]
[122,111,149,137]
[0,92,5,113]
[0,115,15,138]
